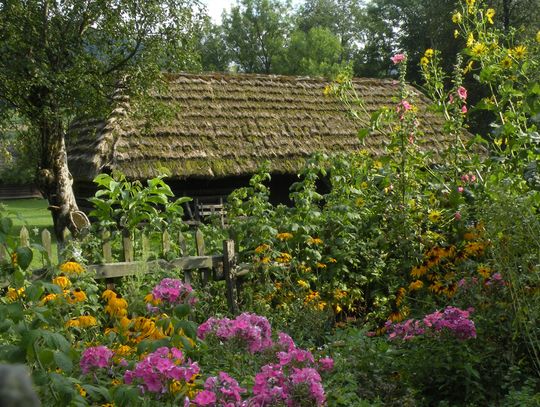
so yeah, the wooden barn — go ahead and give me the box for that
[67,72,450,216]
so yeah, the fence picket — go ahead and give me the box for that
[123,231,134,262]
[19,226,29,247]
[223,239,238,314]
[41,229,52,260]
[102,230,112,262]
[178,231,187,256]
[141,232,150,261]
[196,228,210,285]
[162,230,171,256]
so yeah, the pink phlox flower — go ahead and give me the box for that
[80,345,113,374]
[391,53,406,64]
[193,390,217,406]
[152,278,196,307]
[318,357,334,372]
[277,332,296,352]
[289,367,326,406]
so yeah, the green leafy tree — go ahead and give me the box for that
[222,0,292,73]
[277,27,346,77]
[198,21,232,72]
[0,0,203,240]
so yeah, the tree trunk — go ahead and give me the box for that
[37,121,80,243]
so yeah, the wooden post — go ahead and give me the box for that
[122,229,133,262]
[179,231,191,283]
[19,226,29,247]
[41,229,52,261]
[102,229,114,290]
[196,228,210,285]
[162,230,171,257]
[223,239,238,314]
[141,232,150,261]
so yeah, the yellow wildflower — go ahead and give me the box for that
[78,315,97,327]
[297,280,310,289]
[111,378,122,386]
[454,29,460,39]
[316,262,327,269]
[355,197,365,207]
[6,287,24,301]
[373,160,383,169]
[410,264,428,278]
[409,280,424,291]
[59,261,84,275]
[486,8,495,24]
[428,281,444,294]
[471,42,487,56]
[53,275,71,289]
[40,293,58,304]
[501,57,513,69]
[323,85,332,96]
[537,31,540,43]
[452,12,462,23]
[65,319,80,328]
[420,57,429,66]
[254,243,270,253]
[466,0,475,13]
[477,265,492,278]
[395,287,406,306]
[511,45,527,59]
[66,288,87,304]
[463,60,474,74]
[307,237,323,245]
[424,48,434,58]
[466,33,474,47]
[328,257,337,263]
[76,384,87,398]
[276,232,293,241]
[260,256,270,264]
[428,210,442,223]
[276,252,292,263]
[102,289,117,302]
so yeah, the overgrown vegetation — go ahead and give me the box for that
[0,1,539,405]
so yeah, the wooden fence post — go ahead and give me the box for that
[19,226,29,247]
[102,229,114,290]
[223,239,238,314]
[141,232,150,261]
[122,229,133,263]
[196,228,210,285]
[41,229,52,261]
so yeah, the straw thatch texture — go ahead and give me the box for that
[67,72,449,180]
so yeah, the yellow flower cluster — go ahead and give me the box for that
[59,261,85,275]
[276,232,293,241]
[65,315,97,328]
[485,8,495,24]
[276,252,292,263]
[65,288,87,304]
[103,289,128,318]
[6,287,24,301]
[254,243,270,254]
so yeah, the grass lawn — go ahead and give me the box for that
[0,198,58,265]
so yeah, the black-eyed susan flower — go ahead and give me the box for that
[297,279,310,289]
[66,288,87,304]
[410,264,428,278]
[40,293,58,304]
[428,210,442,223]
[254,243,270,253]
[276,252,292,263]
[59,261,84,275]
[477,264,492,278]
[276,232,293,241]
[501,57,513,69]
[307,237,323,245]
[424,48,434,58]
[452,12,462,23]
[53,274,71,289]
[101,289,117,302]
[409,280,424,291]
[6,287,24,301]
[420,57,429,66]
[395,287,406,306]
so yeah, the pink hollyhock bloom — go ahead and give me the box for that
[457,86,468,100]
[458,186,464,193]
[461,105,468,114]
[454,212,462,220]
[391,53,406,64]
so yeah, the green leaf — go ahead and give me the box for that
[1,217,12,234]
[175,320,197,339]
[54,351,73,373]
[173,304,191,319]
[112,386,140,407]
[15,246,33,270]
[38,349,54,367]
[83,384,111,401]
[25,283,45,302]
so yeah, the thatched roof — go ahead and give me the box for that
[67,72,450,181]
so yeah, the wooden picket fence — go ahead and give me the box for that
[0,225,250,314]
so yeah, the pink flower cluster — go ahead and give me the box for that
[80,345,113,374]
[386,306,476,341]
[461,172,477,184]
[124,347,199,394]
[449,86,468,114]
[193,372,246,406]
[197,313,273,354]
[251,355,326,405]
[152,278,196,307]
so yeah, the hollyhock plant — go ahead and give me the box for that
[80,345,113,374]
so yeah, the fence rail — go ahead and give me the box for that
[1,225,250,314]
